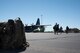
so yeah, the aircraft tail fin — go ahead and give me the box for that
[36,18,40,25]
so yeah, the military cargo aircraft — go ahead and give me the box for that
[25,18,51,32]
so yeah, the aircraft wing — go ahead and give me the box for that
[32,24,51,26]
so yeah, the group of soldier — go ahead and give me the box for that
[53,23,69,35]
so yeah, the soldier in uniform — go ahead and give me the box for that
[66,26,69,34]
[53,23,59,35]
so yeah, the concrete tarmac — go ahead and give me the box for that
[0,33,80,53]
[20,33,80,53]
